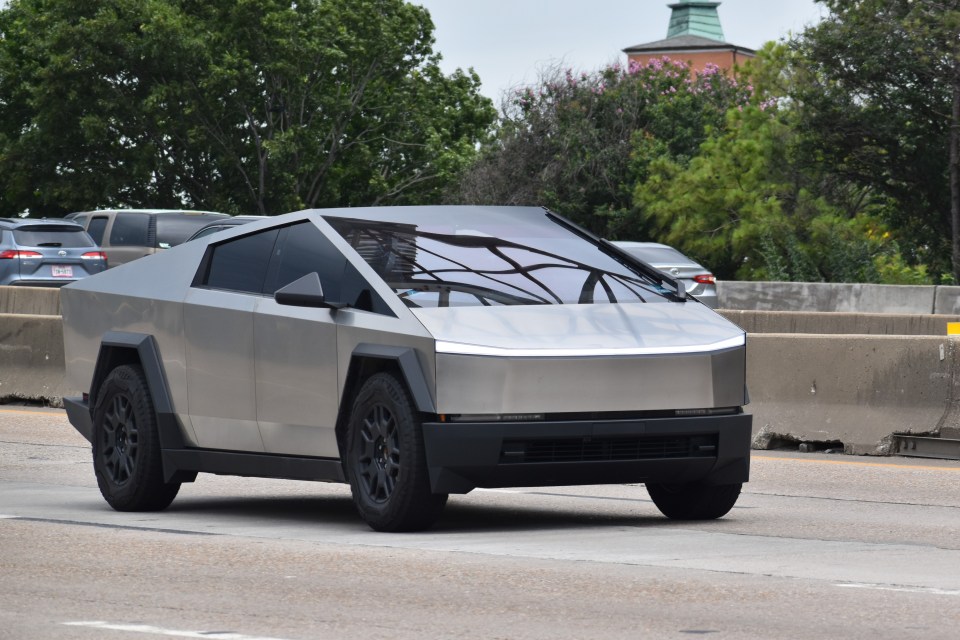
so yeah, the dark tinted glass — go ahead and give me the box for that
[86,217,108,245]
[326,213,670,307]
[204,229,280,293]
[157,215,226,247]
[267,222,346,301]
[109,213,151,247]
[13,227,95,248]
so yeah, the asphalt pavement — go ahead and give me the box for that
[1,407,959,640]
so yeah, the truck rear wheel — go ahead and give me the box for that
[92,364,180,511]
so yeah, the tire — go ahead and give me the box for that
[92,364,180,511]
[646,481,742,520]
[344,372,447,532]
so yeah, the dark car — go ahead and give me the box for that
[61,206,751,532]
[185,216,268,242]
[67,209,229,267]
[0,218,107,286]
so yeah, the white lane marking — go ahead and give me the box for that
[0,515,19,519]
[835,583,960,596]
[62,621,293,640]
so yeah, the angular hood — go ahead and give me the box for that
[411,302,743,357]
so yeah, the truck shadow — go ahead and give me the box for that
[164,490,748,533]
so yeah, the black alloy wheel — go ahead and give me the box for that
[92,364,180,511]
[356,403,402,503]
[345,372,447,532]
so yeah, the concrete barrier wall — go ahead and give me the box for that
[719,310,960,336]
[0,286,62,315]
[2,312,959,456]
[746,334,960,454]
[7,282,960,317]
[718,281,960,315]
[0,313,74,405]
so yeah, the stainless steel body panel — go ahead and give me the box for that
[62,243,210,445]
[411,302,740,353]
[253,297,340,457]
[435,349,743,414]
[415,303,746,414]
[335,309,437,409]
[61,289,199,445]
[183,288,263,451]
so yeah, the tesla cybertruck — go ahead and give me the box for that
[61,206,751,531]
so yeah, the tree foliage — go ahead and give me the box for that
[450,58,751,236]
[633,44,930,283]
[635,79,927,283]
[790,0,960,281]
[0,0,496,216]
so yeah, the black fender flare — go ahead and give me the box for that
[346,344,436,414]
[88,331,187,450]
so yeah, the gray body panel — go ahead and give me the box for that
[414,303,744,414]
[253,297,340,457]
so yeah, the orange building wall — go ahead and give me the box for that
[628,49,753,74]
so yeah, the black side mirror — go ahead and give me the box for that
[274,272,346,309]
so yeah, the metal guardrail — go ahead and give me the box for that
[894,435,960,461]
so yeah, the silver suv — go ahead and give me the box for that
[0,218,107,286]
[66,209,228,267]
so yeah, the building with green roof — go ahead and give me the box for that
[624,1,754,74]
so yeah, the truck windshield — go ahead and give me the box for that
[326,213,673,308]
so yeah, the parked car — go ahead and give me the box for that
[67,209,229,267]
[612,241,718,308]
[185,215,269,242]
[61,206,750,532]
[0,218,107,287]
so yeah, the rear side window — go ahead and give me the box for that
[12,227,95,248]
[201,228,280,294]
[86,217,108,245]
[109,213,151,247]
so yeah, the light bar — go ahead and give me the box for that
[435,334,745,357]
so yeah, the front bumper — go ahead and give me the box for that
[422,412,751,493]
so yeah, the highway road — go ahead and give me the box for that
[1,406,959,640]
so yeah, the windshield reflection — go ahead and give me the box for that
[327,217,671,308]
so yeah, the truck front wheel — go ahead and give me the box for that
[345,372,447,532]
[646,481,742,520]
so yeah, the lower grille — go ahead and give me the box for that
[499,435,718,464]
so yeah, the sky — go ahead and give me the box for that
[415,0,826,105]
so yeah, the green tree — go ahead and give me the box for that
[0,0,495,216]
[634,45,928,283]
[791,0,960,281]
[635,96,926,282]
[450,58,751,236]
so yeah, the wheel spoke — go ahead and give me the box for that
[354,401,405,503]
[99,394,139,486]
[381,466,395,495]
[106,447,120,476]
[121,452,134,482]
